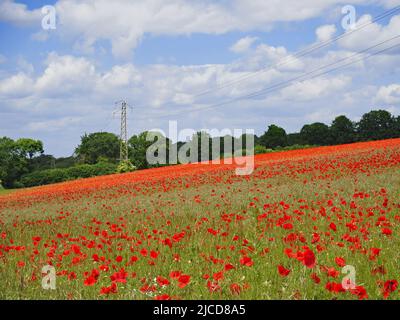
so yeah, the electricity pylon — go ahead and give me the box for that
[119,100,129,162]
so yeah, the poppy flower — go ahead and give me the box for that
[335,257,346,267]
[329,223,337,232]
[310,273,321,284]
[177,274,191,288]
[156,276,170,287]
[303,249,316,268]
[230,283,241,295]
[155,294,171,300]
[240,256,254,267]
[277,265,291,277]
[169,271,181,279]
[350,285,368,300]
[383,280,398,298]
[84,276,96,286]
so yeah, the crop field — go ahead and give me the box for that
[0,139,399,300]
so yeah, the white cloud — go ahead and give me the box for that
[316,24,337,42]
[375,84,400,104]
[0,72,34,98]
[27,117,83,132]
[0,0,42,26]
[338,14,400,51]
[35,53,97,97]
[279,75,352,101]
[2,0,394,59]
[230,36,258,53]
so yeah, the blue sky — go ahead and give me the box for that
[0,0,400,157]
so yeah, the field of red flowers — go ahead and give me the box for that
[1,138,400,300]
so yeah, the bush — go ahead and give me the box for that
[116,160,137,173]
[254,145,272,155]
[19,162,117,188]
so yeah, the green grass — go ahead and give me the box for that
[0,145,399,300]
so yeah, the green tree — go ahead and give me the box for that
[129,131,170,169]
[0,137,29,188]
[75,132,120,164]
[287,133,305,146]
[330,115,355,145]
[15,138,44,159]
[357,110,396,141]
[394,116,400,138]
[259,124,287,148]
[300,122,331,145]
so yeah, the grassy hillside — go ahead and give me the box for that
[0,139,399,300]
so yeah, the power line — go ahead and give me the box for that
[132,35,400,120]
[133,5,400,113]
[183,5,400,100]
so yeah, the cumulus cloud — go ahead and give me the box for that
[27,116,83,132]
[0,0,42,26]
[230,36,259,53]
[1,1,400,156]
[375,84,400,104]
[338,14,400,51]
[0,72,34,98]
[279,75,352,101]
[316,24,337,42]
[2,0,394,58]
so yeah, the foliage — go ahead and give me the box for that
[357,109,397,141]
[0,137,29,188]
[259,124,288,148]
[116,160,137,173]
[330,115,355,145]
[18,162,117,188]
[15,138,44,159]
[254,145,271,155]
[75,132,120,164]
[129,131,169,169]
[300,122,331,146]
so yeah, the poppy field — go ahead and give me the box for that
[0,139,399,300]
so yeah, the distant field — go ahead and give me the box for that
[0,189,14,195]
[0,139,399,300]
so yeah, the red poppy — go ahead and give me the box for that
[382,228,392,236]
[177,274,191,288]
[169,270,181,279]
[155,294,171,300]
[213,271,224,281]
[156,276,170,286]
[335,257,346,267]
[383,280,398,298]
[350,285,368,300]
[230,283,241,295]
[277,265,291,277]
[310,273,321,284]
[240,256,254,267]
[84,276,96,286]
[303,249,316,268]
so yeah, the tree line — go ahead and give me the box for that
[1,109,399,189]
